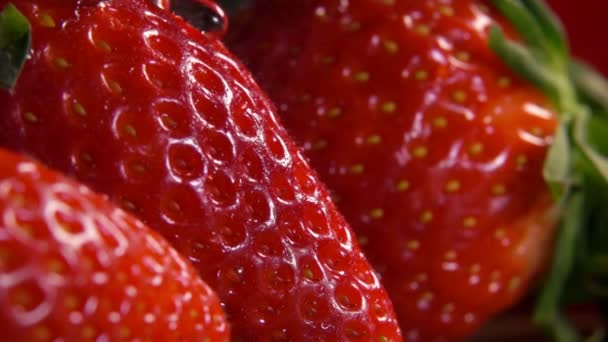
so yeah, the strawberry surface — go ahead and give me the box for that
[0,0,402,340]
[228,0,559,340]
[0,148,229,341]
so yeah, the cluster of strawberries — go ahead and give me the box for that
[1,0,606,341]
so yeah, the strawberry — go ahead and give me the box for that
[228,0,608,339]
[0,1,402,340]
[0,147,229,341]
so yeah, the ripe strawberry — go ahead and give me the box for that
[228,0,567,339]
[0,1,402,340]
[0,148,229,341]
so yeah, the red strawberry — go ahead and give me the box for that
[0,148,229,341]
[226,0,597,339]
[0,1,402,340]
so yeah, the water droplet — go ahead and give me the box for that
[170,0,228,37]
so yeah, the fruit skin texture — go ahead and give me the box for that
[0,0,402,340]
[0,148,229,341]
[228,0,559,340]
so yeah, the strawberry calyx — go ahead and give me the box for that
[490,0,608,340]
[0,3,30,89]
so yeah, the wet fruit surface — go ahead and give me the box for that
[0,148,229,341]
[229,0,558,340]
[0,0,402,340]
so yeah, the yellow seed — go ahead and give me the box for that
[463,217,477,228]
[415,25,431,35]
[494,228,506,239]
[396,180,410,192]
[312,139,328,150]
[412,146,428,158]
[383,0,395,5]
[119,327,131,338]
[405,240,420,250]
[470,264,481,274]
[415,70,429,80]
[452,90,467,103]
[358,235,369,246]
[367,134,382,145]
[498,77,511,88]
[328,107,342,118]
[456,51,471,62]
[54,58,71,69]
[531,127,544,136]
[347,22,361,32]
[123,124,137,138]
[38,13,56,28]
[516,155,528,165]
[47,259,64,273]
[420,291,434,301]
[416,273,428,282]
[509,277,521,291]
[445,250,457,260]
[369,208,384,219]
[420,210,433,223]
[492,184,506,195]
[303,269,314,280]
[350,164,364,174]
[96,40,112,52]
[445,180,461,193]
[354,72,370,82]
[383,40,399,53]
[440,6,455,16]
[468,143,484,156]
[82,325,96,339]
[72,101,87,117]
[443,303,455,313]
[109,81,123,94]
[321,56,335,64]
[64,295,79,309]
[22,112,39,124]
[433,116,447,128]
[381,101,397,113]
[300,93,311,102]
[33,325,51,341]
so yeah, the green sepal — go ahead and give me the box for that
[543,122,574,200]
[574,112,608,182]
[570,61,608,114]
[488,26,563,105]
[520,0,568,63]
[534,193,585,342]
[0,3,31,90]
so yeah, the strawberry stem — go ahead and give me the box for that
[0,3,30,90]
[491,0,608,340]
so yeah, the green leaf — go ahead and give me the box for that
[492,0,551,56]
[534,193,586,342]
[574,113,608,182]
[570,61,608,114]
[0,3,31,89]
[521,0,568,63]
[488,26,562,101]
[543,122,573,199]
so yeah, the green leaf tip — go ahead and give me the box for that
[0,3,31,90]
